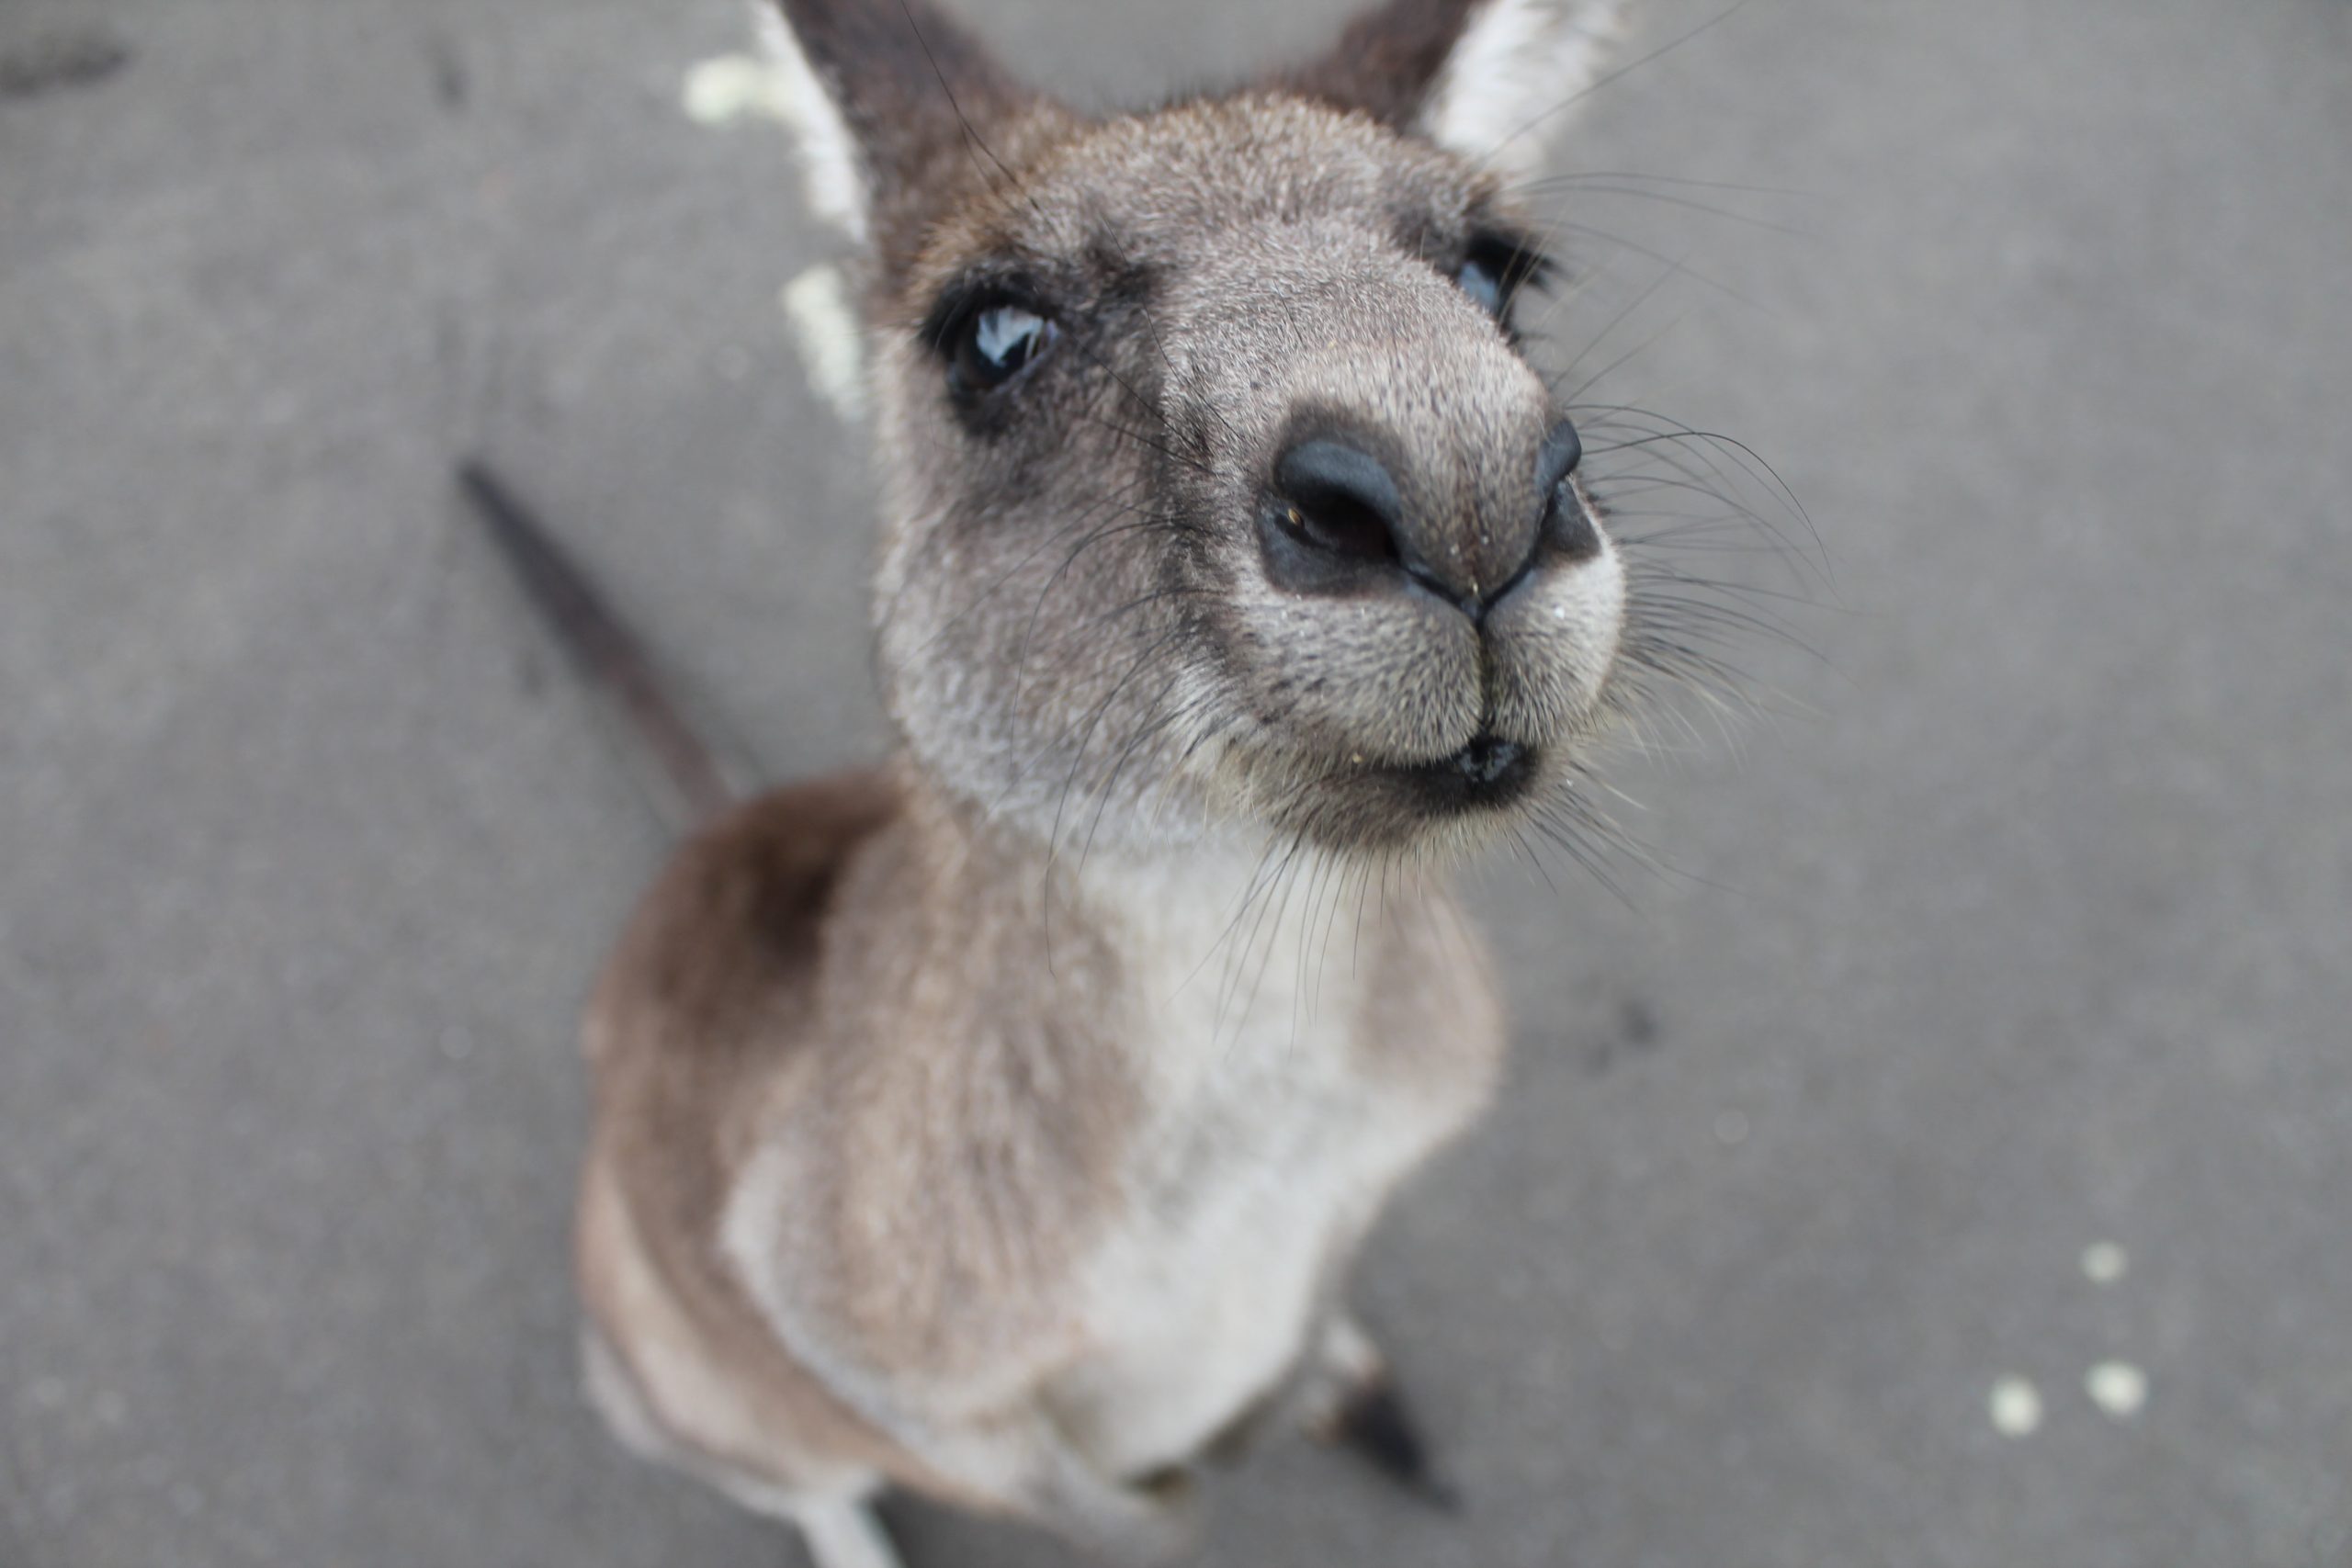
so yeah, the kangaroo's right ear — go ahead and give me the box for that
[1280,0,1625,179]
[755,0,1029,248]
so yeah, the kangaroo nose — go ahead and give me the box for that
[1453,418,1591,610]
[1261,420,1593,612]
[1532,418,1597,563]
[1271,438,1405,570]
[1534,418,1583,507]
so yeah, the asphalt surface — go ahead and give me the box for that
[5,1,2350,1565]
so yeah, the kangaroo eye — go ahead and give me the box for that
[1454,236,1555,328]
[1456,254,1506,317]
[952,302,1057,393]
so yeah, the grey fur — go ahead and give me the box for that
[572,3,1642,1564]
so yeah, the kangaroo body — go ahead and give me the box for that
[492,0,1653,1562]
[578,773,1498,1532]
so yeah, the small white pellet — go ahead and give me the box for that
[2080,1243,2129,1284]
[683,55,789,127]
[1989,1376,2042,1438]
[2086,1361,2147,1419]
[782,265,869,425]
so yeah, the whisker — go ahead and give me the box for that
[1510,179,1815,239]
[1480,0,1760,169]
[1514,168,1825,201]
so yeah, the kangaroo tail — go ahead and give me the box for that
[458,457,752,833]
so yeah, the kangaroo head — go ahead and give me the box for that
[764,0,1631,856]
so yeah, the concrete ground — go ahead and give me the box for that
[5,0,2350,1564]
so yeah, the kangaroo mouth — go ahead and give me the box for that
[1377,733,1538,815]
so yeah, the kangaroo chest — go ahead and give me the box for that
[1046,866,1488,1478]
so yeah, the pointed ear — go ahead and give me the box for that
[755,0,1029,248]
[1282,0,1624,178]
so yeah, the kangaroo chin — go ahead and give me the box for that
[483,2,1647,1563]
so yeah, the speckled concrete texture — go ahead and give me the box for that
[4,2,2349,1564]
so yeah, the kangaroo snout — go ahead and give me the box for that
[858,91,1640,857]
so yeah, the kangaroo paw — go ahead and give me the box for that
[1302,1318,1462,1513]
[788,1495,907,1568]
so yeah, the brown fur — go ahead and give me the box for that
[568,0,1640,1560]
[577,775,911,1490]
[580,766,1146,1500]
[1282,0,1494,126]
[774,0,1037,281]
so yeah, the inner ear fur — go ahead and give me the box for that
[1274,0,1623,174]
[1278,0,1497,129]
[765,0,1036,256]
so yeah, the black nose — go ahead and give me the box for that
[1534,418,1598,561]
[1271,438,1404,569]
[1535,418,1582,498]
[1261,420,1594,610]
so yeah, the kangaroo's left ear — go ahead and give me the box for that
[754,0,1034,254]
[1281,0,1624,178]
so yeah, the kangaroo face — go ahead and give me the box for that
[775,0,1630,854]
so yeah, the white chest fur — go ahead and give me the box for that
[1048,849,1485,1478]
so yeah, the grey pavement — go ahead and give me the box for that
[4,1,2350,1564]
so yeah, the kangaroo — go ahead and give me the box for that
[475,1,1662,1562]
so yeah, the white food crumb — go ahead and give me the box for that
[2085,1360,2147,1419]
[1989,1376,2042,1438]
[682,53,795,128]
[2080,1242,2128,1284]
[782,265,868,424]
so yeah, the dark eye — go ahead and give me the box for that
[1454,236,1554,328]
[951,301,1057,393]
[1457,254,1506,316]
